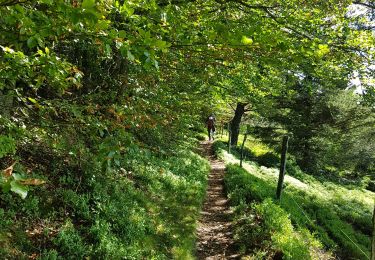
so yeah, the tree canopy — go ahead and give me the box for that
[0,0,374,258]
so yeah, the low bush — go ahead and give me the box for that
[226,165,325,259]
[218,140,372,260]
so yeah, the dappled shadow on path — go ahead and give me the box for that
[196,141,240,259]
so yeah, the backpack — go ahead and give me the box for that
[207,117,215,128]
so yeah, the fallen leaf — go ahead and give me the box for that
[3,162,16,177]
[20,179,46,186]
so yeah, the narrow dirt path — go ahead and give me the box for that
[196,141,240,259]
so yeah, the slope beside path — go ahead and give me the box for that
[195,141,240,259]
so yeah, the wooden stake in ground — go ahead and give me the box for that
[240,133,248,168]
[228,122,231,154]
[276,136,289,201]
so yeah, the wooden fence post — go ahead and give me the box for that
[276,136,289,201]
[228,122,231,154]
[240,132,248,168]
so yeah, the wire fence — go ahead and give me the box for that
[287,193,371,260]
[221,127,374,260]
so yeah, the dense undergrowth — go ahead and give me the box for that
[1,1,373,259]
[0,133,209,259]
[213,139,373,260]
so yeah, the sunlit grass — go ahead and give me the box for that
[219,133,272,157]
[214,139,374,259]
[216,136,373,212]
[0,144,210,259]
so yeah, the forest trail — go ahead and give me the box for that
[196,141,240,259]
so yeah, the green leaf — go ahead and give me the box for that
[118,30,126,38]
[154,39,167,49]
[121,4,134,16]
[82,10,99,22]
[127,50,135,61]
[105,44,112,56]
[40,0,53,4]
[28,97,37,104]
[10,180,28,199]
[12,173,25,181]
[316,44,330,57]
[27,37,37,49]
[1,178,11,193]
[35,34,44,47]
[96,20,109,30]
[82,0,95,9]
[241,36,253,45]
[114,158,120,166]
[153,59,159,69]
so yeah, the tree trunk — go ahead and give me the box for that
[230,102,246,146]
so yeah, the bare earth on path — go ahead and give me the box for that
[196,141,240,259]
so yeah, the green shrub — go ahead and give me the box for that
[195,133,207,141]
[285,156,304,178]
[212,140,227,154]
[38,250,59,260]
[225,164,274,204]
[0,140,209,259]
[256,199,311,260]
[226,164,322,259]
[53,221,90,259]
[0,135,16,158]
[232,197,321,259]
[220,144,372,259]
[257,152,279,168]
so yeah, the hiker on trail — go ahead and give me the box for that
[206,114,216,141]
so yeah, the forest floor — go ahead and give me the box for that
[195,141,240,259]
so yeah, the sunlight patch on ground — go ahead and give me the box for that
[220,149,373,212]
[222,150,308,190]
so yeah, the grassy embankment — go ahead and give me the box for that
[214,135,373,260]
[0,134,209,259]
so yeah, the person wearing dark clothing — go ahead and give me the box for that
[206,115,216,141]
